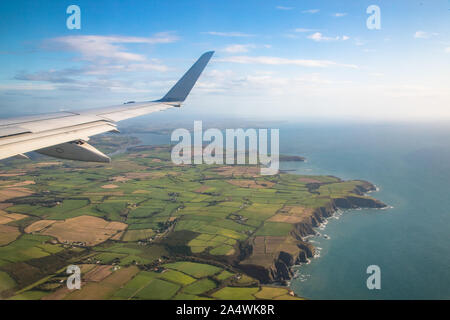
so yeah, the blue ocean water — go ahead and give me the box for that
[278,122,450,300]
[125,121,450,299]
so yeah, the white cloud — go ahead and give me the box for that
[194,69,236,93]
[85,62,168,74]
[193,68,450,121]
[202,31,254,37]
[308,32,350,42]
[22,34,175,82]
[380,84,449,98]
[414,31,427,38]
[294,28,318,33]
[13,33,177,93]
[414,31,438,39]
[46,33,178,63]
[308,33,327,41]
[333,13,347,17]
[302,9,319,14]
[445,47,450,53]
[354,39,366,46]
[276,6,293,10]
[216,55,358,68]
[222,44,255,53]
[283,34,300,39]
[0,83,56,91]
[195,69,356,99]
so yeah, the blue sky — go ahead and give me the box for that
[0,0,449,121]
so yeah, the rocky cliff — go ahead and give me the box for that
[239,181,387,284]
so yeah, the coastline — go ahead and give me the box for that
[288,185,390,293]
[238,179,387,285]
[102,136,389,292]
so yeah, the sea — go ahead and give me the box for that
[122,118,450,300]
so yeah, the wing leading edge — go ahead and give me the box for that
[0,51,214,162]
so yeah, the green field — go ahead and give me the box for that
[0,271,15,292]
[159,270,196,286]
[163,261,222,278]
[212,287,259,300]
[134,279,180,300]
[183,278,216,295]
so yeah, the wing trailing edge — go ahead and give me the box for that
[37,140,111,163]
[0,121,117,160]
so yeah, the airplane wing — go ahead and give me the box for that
[0,51,214,163]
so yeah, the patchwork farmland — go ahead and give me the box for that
[0,136,384,300]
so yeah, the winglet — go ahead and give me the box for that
[157,51,214,103]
